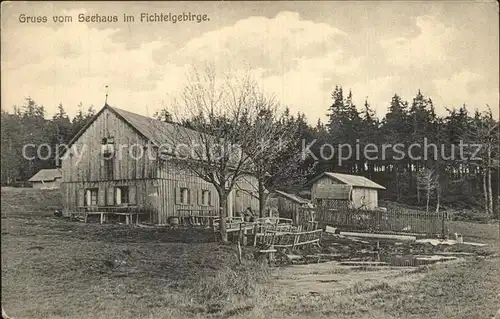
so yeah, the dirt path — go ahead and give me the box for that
[270,261,423,295]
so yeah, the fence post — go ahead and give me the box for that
[253,223,258,246]
[292,232,300,250]
[441,212,446,238]
[237,238,242,264]
[392,209,396,232]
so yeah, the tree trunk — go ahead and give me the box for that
[258,178,266,218]
[487,167,493,216]
[482,168,489,215]
[395,165,401,201]
[426,186,430,213]
[435,184,440,213]
[412,175,420,205]
[487,145,493,216]
[218,190,228,243]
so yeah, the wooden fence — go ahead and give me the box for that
[256,229,323,249]
[298,207,448,236]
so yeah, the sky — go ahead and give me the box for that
[1,1,499,123]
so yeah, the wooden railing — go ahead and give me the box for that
[76,205,140,213]
[256,229,323,248]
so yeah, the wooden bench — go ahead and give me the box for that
[258,246,278,264]
[113,212,140,224]
[70,206,143,224]
[176,209,219,227]
[80,211,140,224]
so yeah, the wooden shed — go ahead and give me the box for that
[273,190,313,224]
[308,172,385,210]
[28,168,62,189]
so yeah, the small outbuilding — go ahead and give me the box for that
[28,168,62,189]
[272,190,313,224]
[307,172,385,210]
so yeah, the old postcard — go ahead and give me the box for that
[1,1,499,318]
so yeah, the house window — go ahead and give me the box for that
[85,188,98,206]
[180,187,190,204]
[201,190,211,206]
[102,135,115,180]
[102,136,115,145]
[115,186,129,205]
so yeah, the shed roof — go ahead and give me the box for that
[28,168,62,182]
[274,190,311,205]
[308,172,386,190]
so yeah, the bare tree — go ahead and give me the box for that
[240,104,313,217]
[417,167,439,213]
[461,108,499,216]
[166,66,267,243]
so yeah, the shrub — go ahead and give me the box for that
[188,260,269,304]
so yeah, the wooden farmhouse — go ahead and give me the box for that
[60,104,259,224]
[28,168,62,189]
[308,172,385,210]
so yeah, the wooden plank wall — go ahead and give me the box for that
[156,159,220,224]
[277,197,302,224]
[61,108,157,183]
[61,180,154,211]
[233,174,259,214]
[61,108,160,219]
[156,164,260,223]
[351,187,378,210]
[311,176,341,201]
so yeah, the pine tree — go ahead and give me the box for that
[408,90,438,203]
[16,98,50,180]
[50,103,72,167]
[52,103,72,142]
[153,108,174,123]
[71,103,96,137]
[360,99,379,177]
[327,86,344,136]
[381,94,410,201]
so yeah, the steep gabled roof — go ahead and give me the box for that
[28,168,62,182]
[110,106,203,147]
[64,104,202,152]
[62,104,250,169]
[307,172,386,190]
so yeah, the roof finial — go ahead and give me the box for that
[105,85,109,105]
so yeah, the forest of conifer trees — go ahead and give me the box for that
[1,87,498,217]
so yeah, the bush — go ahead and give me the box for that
[188,260,269,305]
[451,209,491,223]
[4,181,32,188]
